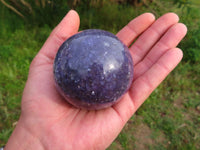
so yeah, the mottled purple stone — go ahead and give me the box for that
[53,29,134,110]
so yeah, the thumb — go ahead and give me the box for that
[39,10,80,61]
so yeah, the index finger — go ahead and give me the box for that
[116,13,155,47]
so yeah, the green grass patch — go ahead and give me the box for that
[0,25,51,146]
[0,0,200,149]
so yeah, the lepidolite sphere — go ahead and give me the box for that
[53,29,134,110]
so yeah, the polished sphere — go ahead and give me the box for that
[53,29,134,110]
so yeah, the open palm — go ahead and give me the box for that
[6,10,187,150]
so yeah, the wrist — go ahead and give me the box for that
[4,117,44,150]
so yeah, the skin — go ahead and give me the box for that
[4,10,187,150]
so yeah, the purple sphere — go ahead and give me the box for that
[53,29,134,110]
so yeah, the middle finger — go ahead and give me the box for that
[130,13,179,65]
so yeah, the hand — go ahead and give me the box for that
[5,10,187,150]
